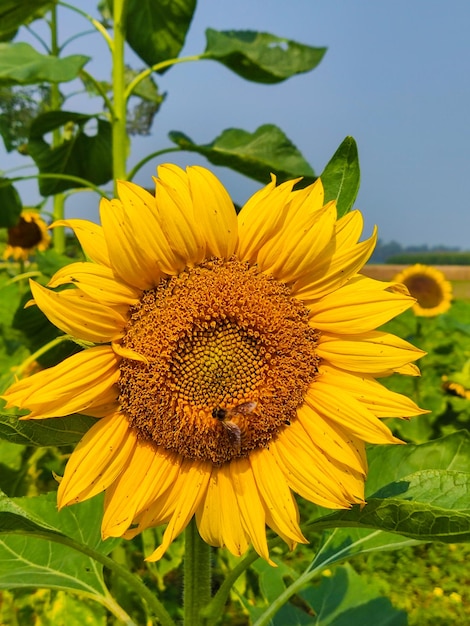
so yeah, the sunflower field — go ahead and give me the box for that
[1,2,470,626]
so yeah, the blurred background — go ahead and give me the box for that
[2,0,470,250]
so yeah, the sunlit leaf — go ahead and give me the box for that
[169,125,315,185]
[320,136,360,217]
[0,491,119,593]
[0,177,22,227]
[203,29,326,84]
[0,410,95,447]
[124,0,196,69]
[27,110,112,195]
[0,43,89,86]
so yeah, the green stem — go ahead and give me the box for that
[111,0,128,190]
[124,55,205,101]
[184,519,211,626]
[80,69,115,115]
[4,174,109,198]
[127,147,181,181]
[11,335,72,378]
[202,551,259,626]
[58,0,114,50]
[49,3,66,254]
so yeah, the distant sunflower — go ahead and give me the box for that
[394,264,452,317]
[2,166,426,563]
[3,210,51,261]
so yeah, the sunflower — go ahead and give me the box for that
[393,264,452,317]
[2,166,426,563]
[3,210,51,261]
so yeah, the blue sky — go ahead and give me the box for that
[6,1,470,249]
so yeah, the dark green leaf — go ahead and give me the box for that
[124,0,196,70]
[204,29,326,84]
[0,410,95,446]
[0,43,89,86]
[28,111,112,195]
[0,177,22,227]
[320,136,360,217]
[0,0,51,39]
[310,493,470,542]
[298,565,407,626]
[169,125,315,185]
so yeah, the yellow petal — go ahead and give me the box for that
[52,219,110,267]
[187,166,238,259]
[296,402,368,475]
[155,166,206,265]
[317,330,425,375]
[145,460,212,562]
[308,281,415,333]
[196,465,250,556]
[99,198,161,290]
[30,280,126,343]
[229,456,273,564]
[3,346,119,419]
[271,432,353,509]
[237,177,297,264]
[58,413,136,506]
[258,202,337,283]
[47,261,141,306]
[293,226,377,302]
[117,181,186,275]
[305,381,402,444]
[319,364,427,418]
[249,447,307,544]
[102,441,181,538]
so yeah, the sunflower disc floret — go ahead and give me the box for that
[2,165,426,563]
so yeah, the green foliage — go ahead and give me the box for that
[203,29,327,84]
[0,42,88,86]
[169,124,315,186]
[380,301,470,443]
[0,0,51,41]
[0,177,22,227]
[124,0,197,69]
[320,136,360,217]
[28,111,113,195]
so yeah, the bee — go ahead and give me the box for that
[212,401,257,453]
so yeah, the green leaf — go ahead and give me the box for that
[309,431,470,571]
[0,43,89,86]
[365,430,470,496]
[0,177,22,227]
[0,491,119,594]
[28,111,112,195]
[320,137,360,217]
[0,410,95,447]
[298,565,407,626]
[204,29,326,84]
[124,0,196,69]
[0,0,51,40]
[169,125,315,185]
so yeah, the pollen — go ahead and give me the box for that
[119,258,320,464]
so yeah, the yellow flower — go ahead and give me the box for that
[393,264,452,317]
[2,166,426,564]
[3,210,51,261]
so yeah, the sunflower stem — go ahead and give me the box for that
[111,0,128,189]
[49,3,66,254]
[184,519,211,626]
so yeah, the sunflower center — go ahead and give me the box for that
[7,217,42,248]
[405,275,443,308]
[118,258,320,464]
